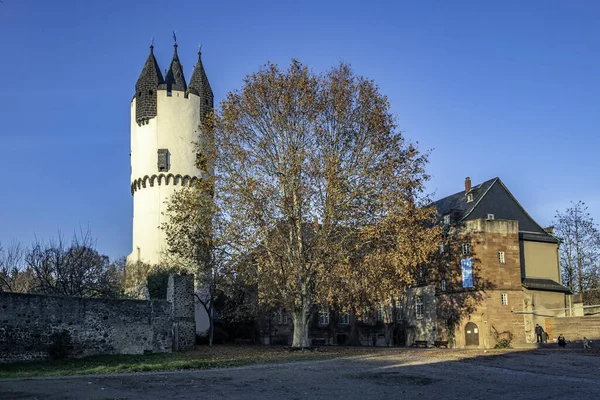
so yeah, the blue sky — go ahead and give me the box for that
[0,0,598,260]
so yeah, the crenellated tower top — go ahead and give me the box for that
[133,40,213,124]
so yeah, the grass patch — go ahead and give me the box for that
[0,346,373,378]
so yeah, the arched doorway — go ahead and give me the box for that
[465,322,479,346]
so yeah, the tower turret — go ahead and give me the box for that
[165,44,187,93]
[135,45,164,124]
[188,48,214,120]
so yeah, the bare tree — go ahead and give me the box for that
[25,231,122,298]
[554,201,600,293]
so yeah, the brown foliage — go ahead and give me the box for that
[213,60,440,346]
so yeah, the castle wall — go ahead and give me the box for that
[0,275,195,363]
[545,315,600,343]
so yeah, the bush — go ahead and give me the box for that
[48,330,71,360]
[491,326,514,349]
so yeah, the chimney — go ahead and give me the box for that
[465,177,472,193]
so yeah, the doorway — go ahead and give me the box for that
[465,322,479,346]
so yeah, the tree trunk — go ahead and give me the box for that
[348,309,361,345]
[208,304,214,347]
[291,309,311,347]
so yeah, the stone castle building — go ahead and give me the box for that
[406,177,573,348]
[128,42,213,266]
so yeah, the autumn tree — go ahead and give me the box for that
[554,201,600,293]
[214,60,440,347]
[161,134,220,345]
[0,241,33,293]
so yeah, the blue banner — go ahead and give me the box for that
[461,258,473,288]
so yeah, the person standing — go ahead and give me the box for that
[535,324,543,343]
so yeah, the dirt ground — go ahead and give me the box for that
[1,348,599,399]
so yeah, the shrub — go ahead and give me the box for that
[491,326,514,349]
[48,330,71,360]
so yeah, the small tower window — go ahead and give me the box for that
[501,293,508,306]
[441,279,447,292]
[149,90,153,95]
[498,251,505,264]
[158,149,170,172]
[138,91,142,97]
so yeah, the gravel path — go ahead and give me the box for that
[1,349,599,399]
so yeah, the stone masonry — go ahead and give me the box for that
[0,274,195,363]
[167,274,196,351]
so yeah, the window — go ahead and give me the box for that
[377,305,384,322]
[441,279,447,292]
[439,243,444,253]
[443,215,451,225]
[157,149,170,172]
[415,296,424,319]
[467,193,473,203]
[501,293,508,306]
[462,243,471,256]
[276,309,288,325]
[498,251,505,264]
[487,213,495,220]
[395,300,403,318]
[318,307,330,325]
[339,311,350,325]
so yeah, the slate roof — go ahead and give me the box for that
[188,49,214,119]
[522,278,572,293]
[165,44,187,92]
[135,45,164,90]
[189,50,212,97]
[433,177,557,243]
[434,178,497,220]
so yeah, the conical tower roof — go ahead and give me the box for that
[135,45,163,123]
[189,48,214,118]
[165,44,187,92]
[135,45,164,92]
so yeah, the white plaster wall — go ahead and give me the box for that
[128,90,202,265]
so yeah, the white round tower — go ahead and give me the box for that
[128,43,213,266]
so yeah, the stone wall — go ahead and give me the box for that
[0,274,195,363]
[544,316,600,343]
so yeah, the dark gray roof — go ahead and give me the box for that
[165,44,187,92]
[434,178,497,220]
[522,278,572,293]
[188,50,214,119]
[135,45,164,90]
[434,177,557,242]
